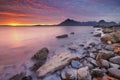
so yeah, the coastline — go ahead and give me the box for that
[1,26,120,80]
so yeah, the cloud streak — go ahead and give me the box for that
[0,0,119,25]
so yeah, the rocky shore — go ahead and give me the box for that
[8,25,120,80]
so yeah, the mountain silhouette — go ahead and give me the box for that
[58,19,117,26]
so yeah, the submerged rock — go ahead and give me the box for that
[77,66,92,80]
[31,47,49,61]
[108,68,120,79]
[56,34,68,39]
[9,72,26,80]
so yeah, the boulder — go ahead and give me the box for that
[102,28,113,33]
[9,72,26,80]
[77,66,92,80]
[101,32,120,44]
[43,74,61,80]
[109,56,120,65]
[112,43,120,54]
[71,60,83,69]
[91,68,105,78]
[31,47,49,61]
[108,68,120,79]
[96,50,114,60]
[56,34,68,39]
[100,59,110,68]
[36,52,78,77]
[61,68,77,80]
[110,62,120,69]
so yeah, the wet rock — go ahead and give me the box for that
[36,52,78,77]
[101,32,120,44]
[91,68,105,78]
[89,42,96,47]
[71,60,82,69]
[94,33,101,37]
[102,28,113,33]
[68,44,79,52]
[112,43,120,54]
[100,59,110,68]
[56,34,68,39]
[89,58,98,67]
[70,32,75,35]
[96,50,114,60]
[30,60,45,71]
[9,72,26,80]
[77,66,92,80]
[43,74,61,80]
[61,68,77,80]
[31,47,49,61]
[104,45,113,51]
[109,56,120,65]
[22,76,32,80]
[110,62,120,69]
[108,68,120,79]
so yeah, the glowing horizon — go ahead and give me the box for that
[0,0,120,25]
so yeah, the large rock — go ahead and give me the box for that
[109,56,120,65]
[71,60,83,69]
[9,72,26,80]
[77,66,92,80]
[43,74,61,80]
[36,52,78,77]
[108,68,120,79]
[61,68,77,80]
[110,62,120,69]
[102,28,113,33]
[91,68,105,78]
[101,32,120,44]
[31,47,49,60]
[100,59,110,68]
[112,43,120,54]
[96,50,114,60]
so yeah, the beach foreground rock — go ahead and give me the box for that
[36,52,78,77]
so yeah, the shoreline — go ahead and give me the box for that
[1,26,120,80]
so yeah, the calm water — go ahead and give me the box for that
[0,26,93,79]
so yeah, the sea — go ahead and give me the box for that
[0,26,93,80]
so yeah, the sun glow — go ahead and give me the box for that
[9,23,21,26]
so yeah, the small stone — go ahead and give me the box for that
[91,68,105,78]
[89,42,96,47]
[112,43,120,54]
[71,60,82,69]
[109,56,120,65]
[110,62,120,69]
[68,44,79,52]
[104,45,113,51]
[108,68,120,79]
[22,76,32,80]
[77,66,92,80]
[100,59,110,68]
[56,34,68,39]
[43,74,61,80]
[61,68,77,80]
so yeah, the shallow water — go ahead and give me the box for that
[0,26,93,79]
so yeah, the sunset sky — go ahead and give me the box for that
[0,0,120,25]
